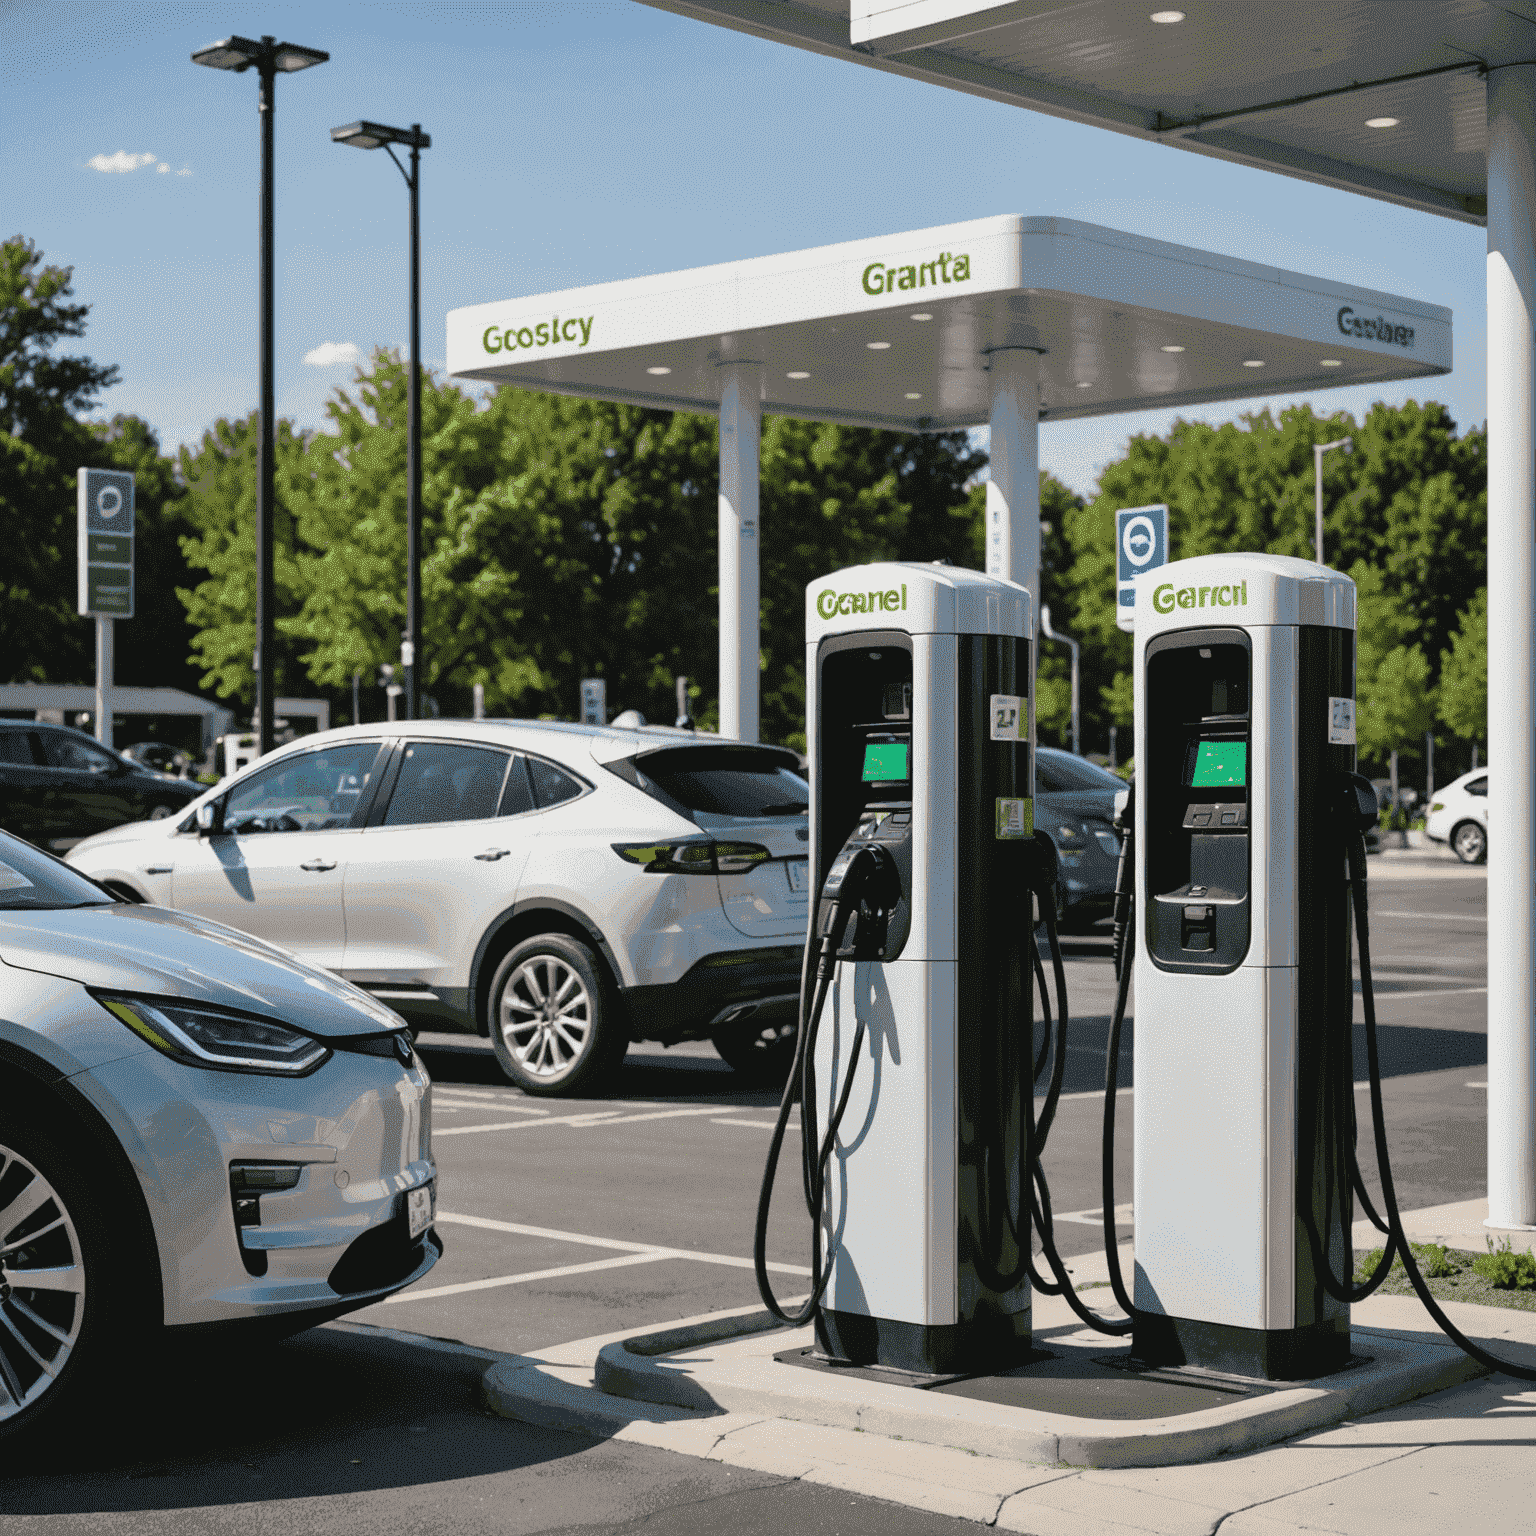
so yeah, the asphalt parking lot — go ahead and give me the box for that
[7,860,1491,1533]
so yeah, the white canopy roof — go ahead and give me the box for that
[447,215,1449,431]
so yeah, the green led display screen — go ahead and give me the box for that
[862,742,910,782]
[1191,740,1247,787]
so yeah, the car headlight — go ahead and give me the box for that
[1090,826,1121,857]
[97,995,330,1076]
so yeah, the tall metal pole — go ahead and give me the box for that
[256,42,277,759]
[1486,63,1536,1231]
[716,361,762,742]
[405,129,423,721]
[1313,444,1324,565]
[985,348,1042,602]
[94,617,113,750]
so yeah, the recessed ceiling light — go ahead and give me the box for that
[910,313,933,322]
[646,366,671,376]
[786,370,810,380]
[905,392,922,400]
[1150,9,1185,21]
[1243,359,1265,368]
[1320,358,1343,368]
[867,341,891,350]
[1160,344,1185,353]
[1077,380,1093,388]
[1366,117,1400,129]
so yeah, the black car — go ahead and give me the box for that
[121,740,196,778]
[1035,746,1126,928]
[0,721,203,853]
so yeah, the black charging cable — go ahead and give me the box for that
[753,843,901,1327]
[1338,779,1536,1381]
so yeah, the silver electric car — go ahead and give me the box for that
[68,721,810,1095]
[0,831,437,1445]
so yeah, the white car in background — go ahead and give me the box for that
[66,721,810,1096]
[1424,768,1488,864]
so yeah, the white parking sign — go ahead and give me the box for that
[1116,504,1168,632]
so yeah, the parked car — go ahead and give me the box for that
[1425,768,1488,863]
[1035,746,1125,928]
[68,721,810,1094]
[0,720,203,853]
[0,828,437,1445]
[120,740,197,778]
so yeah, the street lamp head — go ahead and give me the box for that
[191,35,263,71]
[332,120,432,150]
[191,35,328,72]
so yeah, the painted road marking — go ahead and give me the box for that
[711,1117,800,1130]
[1468,1081,1488,1088]
[1054,1203,1134,1227]
[384,1251,673,1303]
[433,1098,548,1115]
[435,1110,626,1137]
[583,1106,742,1128]
[1355,985,1487,1001]
[434,1210,812,1276]
[1375,910,1486,922]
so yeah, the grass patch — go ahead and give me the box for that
[1353,1239,1536,1312]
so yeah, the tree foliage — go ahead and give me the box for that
[1,235,199,690]
[1438,586,1487,745]
[1055,400,1484,768]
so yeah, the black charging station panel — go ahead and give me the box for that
[1143,629,1251,975]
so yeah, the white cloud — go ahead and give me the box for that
[303,341,362,368]
[156,163,169,174]
[87,150,157,174]
[177,167,192,177]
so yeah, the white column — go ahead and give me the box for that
[717,362,763,743]
[1487,64,1536,1230]
[985,348,1043,603]
[94,617,113,750]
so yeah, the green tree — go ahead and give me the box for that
[1438,586,1487,746]
[2,236,200,690]
[1057,401,1484,765]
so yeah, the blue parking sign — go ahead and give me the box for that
[1115,504,1168,632]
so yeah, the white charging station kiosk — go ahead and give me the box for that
[1131,552,1359,1380]
[803,560,1037,1374]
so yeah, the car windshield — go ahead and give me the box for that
[0,834,114,911]
[1036,750,1124,795]
[631,746,808,818]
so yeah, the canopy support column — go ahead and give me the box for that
[984,347,1043,603]
[1487,64,1536,1230]
[717,362,763,743]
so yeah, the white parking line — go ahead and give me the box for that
[582,1106,741,1128]
[434,1111,626,1137]
[1054,1203,1134,1227]
[435,1210,812,1275]
[1357,985,1487,1001]
[711,1117,800,1130]
[1374,910,1487,922]
[433,1099,548,1116]
[384,1251,670,1303]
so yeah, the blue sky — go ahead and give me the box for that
[9,0,1488,498]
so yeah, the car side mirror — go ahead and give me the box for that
[196,800,225,838]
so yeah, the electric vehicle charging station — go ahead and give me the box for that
[1131,552,1360,1380]
[753,560,1039,1376]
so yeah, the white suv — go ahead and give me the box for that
[66,721,810,1095]
[1424,768,1489,864]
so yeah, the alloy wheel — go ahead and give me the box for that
[0,1145,85,1424]
[500,956,594,1080]
[1453,822,1487,864]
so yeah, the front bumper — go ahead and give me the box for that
[623,944,803,1044]
[80,1041,438,1326]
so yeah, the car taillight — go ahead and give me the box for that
[613,839,771,874]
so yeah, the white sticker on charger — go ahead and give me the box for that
[1329,697,1356,745]
[990,694,1023,742]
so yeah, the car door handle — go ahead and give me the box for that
[474,847,510,862]
[300,858,337,872]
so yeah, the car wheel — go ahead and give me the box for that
[487,935,625,1097]
[0,1118,138,1447]
[1452,820,1487,865]
[712,1013,799,1085]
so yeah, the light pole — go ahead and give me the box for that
[1039,605,1080,758]
[331,119,431,721]
[192,35,329,759]
[1313,436,1353,566]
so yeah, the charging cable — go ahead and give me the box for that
[753,842,901,1327]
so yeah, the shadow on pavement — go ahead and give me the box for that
[5,1326,583,1514]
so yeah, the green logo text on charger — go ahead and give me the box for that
[1152,579,1249,614]
[817,584,908,620]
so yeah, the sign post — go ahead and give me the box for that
[1116,503,1168,633]
[77,468,136,748]
[580,678,607,725]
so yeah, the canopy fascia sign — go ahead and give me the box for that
[448,215,1449,744]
